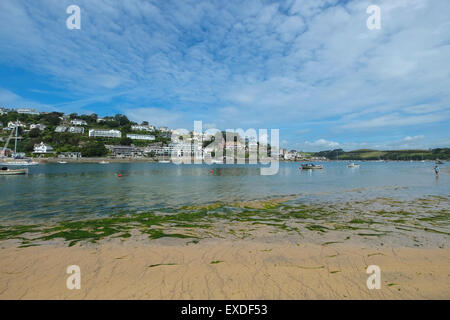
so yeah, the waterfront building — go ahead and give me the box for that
[89,129,122,138]
[143,144,172,157]
[170,142,203,160]
[58,152,82,159]
[0,147,13,157]
[106,145,144,158]
[33,142,54,154]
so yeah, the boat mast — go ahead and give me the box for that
[14,119,18,157]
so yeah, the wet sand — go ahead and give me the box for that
[1,239,449,299]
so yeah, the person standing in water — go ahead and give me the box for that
[434,165,439,176]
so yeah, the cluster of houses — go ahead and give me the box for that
[279,148,326,161]
[1,120,47,133]
[1,107,326,161]
[0,107,40,115]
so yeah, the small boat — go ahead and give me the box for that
[1,120,39,166]
[301,163,323,170]
[99,160,110,164]
[347,162,360,168]
[58,161,68,164]
[0,167,28,175]
[436,160,444,164]
[158,160,170,163]
[0,161,39,167]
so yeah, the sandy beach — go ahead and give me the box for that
[1,194,449,299]
[1,239,449,300]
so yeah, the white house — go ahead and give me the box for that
[71,119,88,126]
[58,152,82,159]
[33,142,54,154]
[126,134,155,141]
[30,124,47,131]
[17,108,40,115]
[54,126,67,133]
[68,126,84,134]
[89,129,122,138]
[131,125,154,132]
[8,121,26,129]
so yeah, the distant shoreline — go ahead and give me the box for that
[26,157,447,164]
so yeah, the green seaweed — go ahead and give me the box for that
[148,263,178,268]
[306,224,330,232]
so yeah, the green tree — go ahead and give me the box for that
[41,112,62,126]
[80,141,108,157]
[114,114,131,126]
[120,137,133,146]
[29,128,40,138]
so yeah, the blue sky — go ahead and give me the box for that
[0,0,449,151]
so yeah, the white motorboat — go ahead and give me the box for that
[0,160,39,166]
[0,167,28,175]
[347,162,360,168]
[301,163,323,169]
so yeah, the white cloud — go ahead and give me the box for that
[0,0,449,149]
[124,107,186,129]
[305,139,340,149]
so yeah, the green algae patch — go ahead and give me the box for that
[1,196,449,247]
[306,224,330,233]
[387,283,398,287]
[296,265,325,270]
[368,253,385,257]
[357,232,386,237]
[322,241,342,246]
[148,263,178,268]
[143,229,197,240]
[423,228,450,236]
[348,218,377,224]
[0,225,42,241]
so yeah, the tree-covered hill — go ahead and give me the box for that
[313,148,450,161]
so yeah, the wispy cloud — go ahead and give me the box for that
[0,0,449,150]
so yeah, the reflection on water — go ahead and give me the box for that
[0,161,448,223]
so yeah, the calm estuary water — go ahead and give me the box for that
[0,161,448,223]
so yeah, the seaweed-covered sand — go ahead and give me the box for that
[0,196,449,299]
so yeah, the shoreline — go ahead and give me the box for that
[1,239,448,299]
[1,157,446,164]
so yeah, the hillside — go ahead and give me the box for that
[313,148,450,161]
